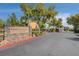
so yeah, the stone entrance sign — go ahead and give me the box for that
[4,26,32,36]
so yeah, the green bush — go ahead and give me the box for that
[32,29,43,36]
[49,28,56,32]
[39,22,45,31]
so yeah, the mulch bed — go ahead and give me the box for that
[0,32,46,48]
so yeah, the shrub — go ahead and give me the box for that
[32,29,43,36]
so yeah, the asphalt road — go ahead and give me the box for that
[0,32,79,56]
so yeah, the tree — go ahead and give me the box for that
[46,5,57,19]
[20,4,46,29]
[35,3,46,21]
[20,4,30,16]
[20,16,28,26]
[0,19,4,28]
[20,3,58,32]
[51,18,58,26]
[67,14,79,33]
[56,18,62,28]
[7,13,18,26]
[45,5,58,29]
[20,4,34,19]
[34,4,47,30]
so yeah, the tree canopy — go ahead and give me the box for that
[67,14,79,32]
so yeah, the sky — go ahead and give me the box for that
[0,3,79,27]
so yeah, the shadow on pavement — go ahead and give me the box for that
[76,34,79,36]
[67,37,79,41]
[66,33,79,41]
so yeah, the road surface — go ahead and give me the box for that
[0,32,79,56]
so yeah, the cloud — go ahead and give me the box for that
[56,13,71,27]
